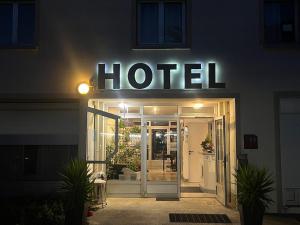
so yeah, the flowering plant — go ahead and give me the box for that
[201,135,214,153]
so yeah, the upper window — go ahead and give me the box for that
[136,0,187,48]
[0,1,36,48]
[263,0,298,44]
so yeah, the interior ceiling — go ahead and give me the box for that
[90,98,233,108]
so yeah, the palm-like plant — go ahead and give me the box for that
[234,165,274,225]
[60,159,94,225]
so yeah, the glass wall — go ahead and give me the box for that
[106,118,141,182]
[215,119,224,184]
[87,111,116,176]
[87,107,142,183]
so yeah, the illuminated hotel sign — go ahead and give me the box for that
[97,62,225,90]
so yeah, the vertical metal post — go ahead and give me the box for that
[222,115,227,206]
[141,107,147,197]
[115,118,119,155]
[177,116,181,198]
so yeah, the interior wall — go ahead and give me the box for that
[185,120,208,183]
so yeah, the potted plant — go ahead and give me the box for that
[60,159,94,225]
[106,121,142,180]
[234,164,274,225]
[201,135,214,153]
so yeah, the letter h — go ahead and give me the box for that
[98,64,120,89]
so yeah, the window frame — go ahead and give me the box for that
[261,0,300,48]
[132,0,191,49]
[0,0,38,49]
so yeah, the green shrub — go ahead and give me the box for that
[60,159,94,225]
[0,197,65,225]
[24,200,64,225]
[234,164,274,210]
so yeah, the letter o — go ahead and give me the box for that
[128,63,153,89]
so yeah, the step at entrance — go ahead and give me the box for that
[181,186,203,193]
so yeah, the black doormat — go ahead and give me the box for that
[169,213,231,223]
[181,186,203,193]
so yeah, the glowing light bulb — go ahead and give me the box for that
[193,103,204,109]
[118,103,127,109]
[77,83,90,95]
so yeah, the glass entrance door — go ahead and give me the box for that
[215,116,227,205]
[143,119,179,197]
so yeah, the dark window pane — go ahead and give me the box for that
[24,146,37,175]
[139,3,159,44]
[264,2,281,43]
[39,145,77,180]
[0,146,23,181]
[0,4,13,45]
[164,2,183,43]
[280,1,295,42]
[18,3,35,45]
[264,1,295,43]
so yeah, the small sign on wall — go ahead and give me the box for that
[244,134,258,149]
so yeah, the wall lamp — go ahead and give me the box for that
[77,82,92,95]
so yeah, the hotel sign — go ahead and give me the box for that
[97,62,225,90]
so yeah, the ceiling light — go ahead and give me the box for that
[193,103,204,109]
[118,103,127,109]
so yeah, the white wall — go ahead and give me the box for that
[185,119,209,183]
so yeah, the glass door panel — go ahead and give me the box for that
[107,118,142,182]
[105,117,142,196]
[145,119,179,196]
[215,116,226,205]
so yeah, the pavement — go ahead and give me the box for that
[88,198,300,225]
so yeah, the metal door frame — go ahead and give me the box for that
[141,115,180,197]
[215,115,227,205]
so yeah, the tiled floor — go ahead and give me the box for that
[88,198,239,225]
[180,193,216,198]
[88,198,300,225]
[147,170,177,181]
